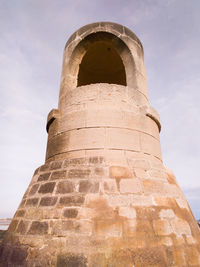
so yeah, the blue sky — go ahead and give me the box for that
[0,0,200,219]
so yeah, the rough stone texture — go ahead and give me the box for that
[56,180,74,194]
[1,22,200,267]
[59,195,85,206]
[38,182,56,194]
[40,196,58,206]
[28,221,48,235]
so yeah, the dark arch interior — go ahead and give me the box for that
[77,41,127,86]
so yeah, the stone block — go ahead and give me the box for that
[86,109,123,128]
[109,166,132,179]
[134,168,147,179]
[39,163,50,172]
[40,197,58,206]
[68,158,86,166]
[165,184,184,198]
[63,208,78,218]
[119,207,136,219]
[68,169,91,179]
[106,128,140,151]
[37,172,51,182]
[50,220,73,235]
[153,219,172,236]
[143,180,165,195]
[132,195,154,207]
[94,167,105,176]
[28,221,48,235]
[105,149,127,166]
[154,197,173,207]
[25,198,39,207]
[25,208,43,220]
[103,180,118,193]
[51,170,66,180]
[19,199,26,208]
[120,178,142,194]
[68,128,105,151]
[15,210,25,217]
[159,209,175,219]
[59,110,86,132]
[140,132,162,159]
[106,195,132,207]
[16,220,29,234]
[79,180,99,193]
[50,161,63,170]
[56,180,74,194]
[38,182,56,194]
[59,195,85,206]
[85,149,105,159]
[170,218,191,236]
[148,169,168,181]
[8,220,19,232]
[89,156,104,165]
[94,219,123,237]
[29,183,40,195]
[129,159,150,170]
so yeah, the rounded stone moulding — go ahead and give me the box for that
[1,22,200,267]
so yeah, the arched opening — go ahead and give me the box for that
[77,41,127,86]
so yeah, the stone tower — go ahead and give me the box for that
[1,22,200,267]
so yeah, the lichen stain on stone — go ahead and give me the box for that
[86,197,126,236]
[109,166,133,190]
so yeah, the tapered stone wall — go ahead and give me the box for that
[1,22,200,267]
